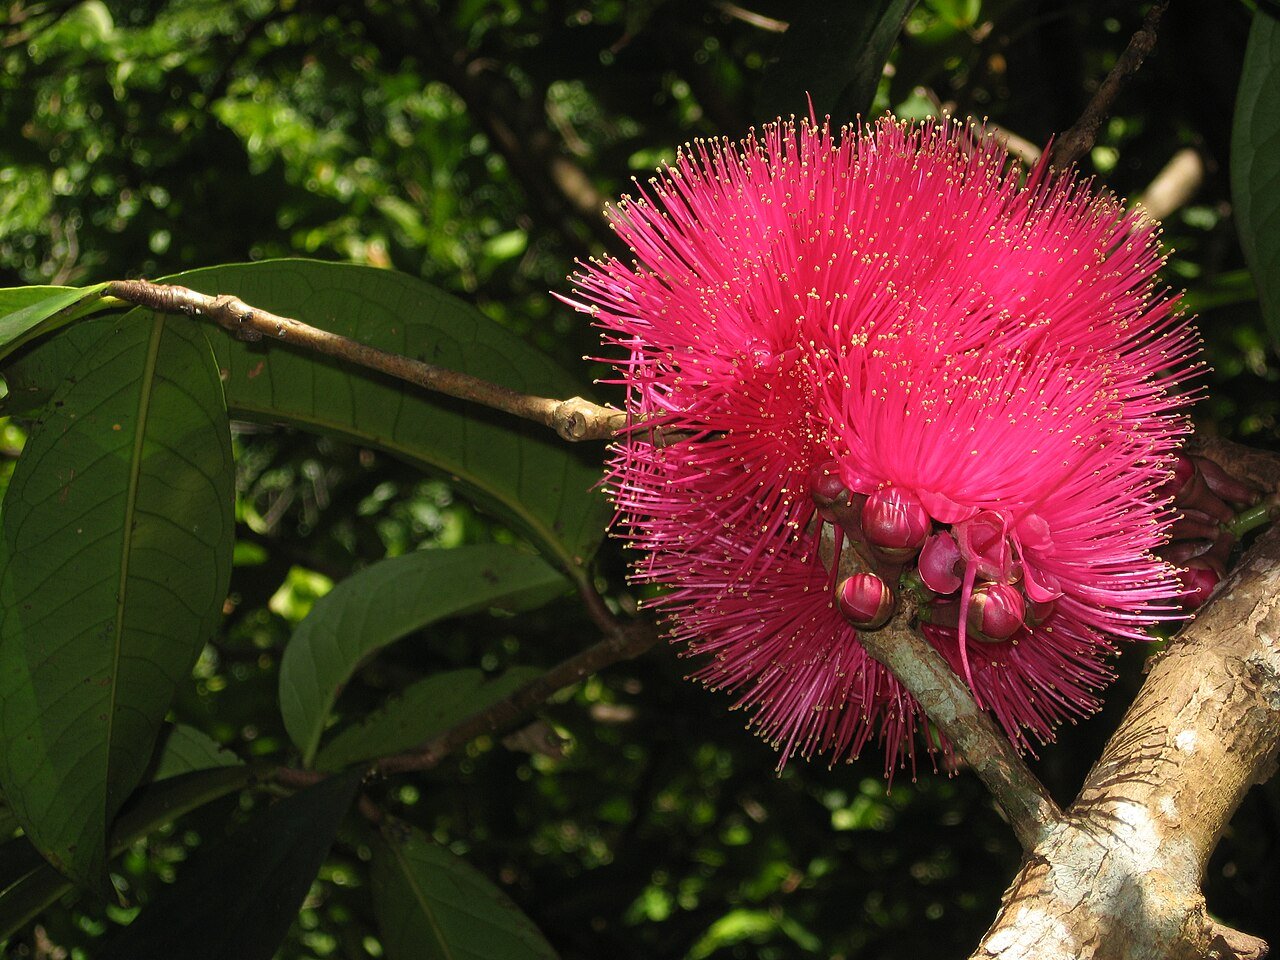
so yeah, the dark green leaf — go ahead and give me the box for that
[279,544,565,766]
[98,769,361,960]
[0,315,235,891]
[315,666,542,771]
[186,259,608,576]
[372,819,558,960]
[0,316,109,417]
[151,724,244,781]
[1233,8,1280,348]
[0,262,611,576]
[0,800,18,840]
[0,765,260,941]
[0,284,110,362]
[757,0,918,121]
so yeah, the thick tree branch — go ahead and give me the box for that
[974,521,1280,960]
[857,611,1063,851]
[104,279,627,441]
[1050,1,1168,169]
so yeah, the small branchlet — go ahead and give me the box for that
[104,279,626,442]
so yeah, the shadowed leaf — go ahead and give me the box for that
[1233,8,1280,348]
[757,0,918,121]
[373,818,558,960]
[152,724,244,781]
[315,666,542,771]
[0,315,234,891]
[98,769,362,960]
[280,544,565,766]
[0,765,261,941]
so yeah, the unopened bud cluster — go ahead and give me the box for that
[1156,453,1263,611]
[812,461,1058,646]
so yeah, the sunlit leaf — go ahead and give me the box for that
[184,259,609,576]
[0,283,110,362]
[0,262,611,577]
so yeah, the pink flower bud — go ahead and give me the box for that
[861,485,930,558]
[965,582,1025,642]
[1156,453,1196,500]
[918,532,963,595]
[954,510,1013,582]
[809,460,847,508]
[836,573,895,630]
[1193,456,1261,506]
[1177,564,1220,611]
[1170,508,1223,542]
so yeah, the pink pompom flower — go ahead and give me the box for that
[561,116,1198,775]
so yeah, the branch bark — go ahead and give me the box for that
[973,521,1280,960]
[857,614,1063,851]
[1050,1,1169,169]
[104,279,627,441]
[376,616,661,775]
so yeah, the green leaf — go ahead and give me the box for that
[315,666,542,771]
[757,0,918,120]
[0,799,19,840]
[151,724,243,781]
[1233,8,1280,348]
[0,283,110,362]
[279,544,565,766]
[0,261,611,575]
[0,764,260,941]
[0,315,235,892]
[0,316,110,416]
[98,769,362,960]
[185,259,607,575]
[372,819,558,960]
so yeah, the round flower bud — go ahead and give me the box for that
[836,573,895,630]
[918,532,963,595]
[809,460,848,508]
[1177,564,1220,612]
[861,485,930,559]
[965,582,1025,643]
[1156,453,1196,501]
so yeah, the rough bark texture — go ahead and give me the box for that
[973,519,1280,960]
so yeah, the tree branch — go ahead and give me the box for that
[376,617,661,776]
[1050,0,1168,169]
[974,522,1280,960]
[104,279,627,441]
[856,610,1063,851]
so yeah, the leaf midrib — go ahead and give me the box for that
[389,839,456,960]
[105,316,167,823]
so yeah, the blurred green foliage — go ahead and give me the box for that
[1,1,1277,958]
